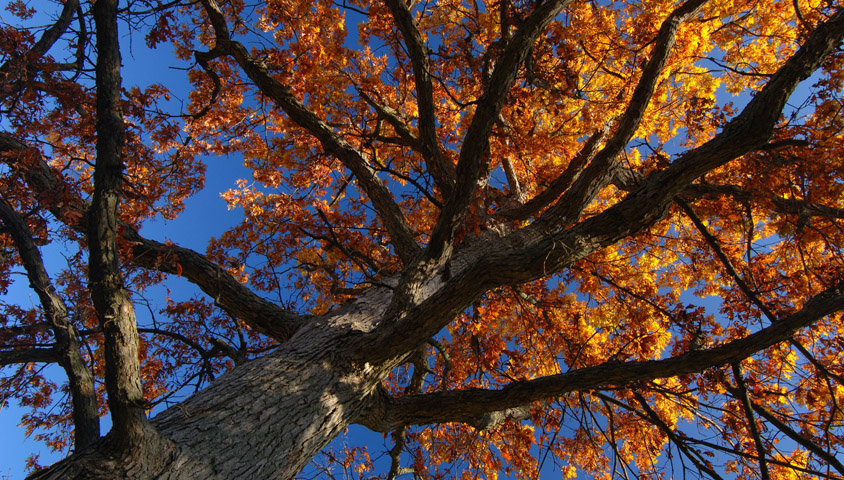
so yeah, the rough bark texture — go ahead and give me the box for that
[28,261,844,479]
[31,285,400,479]
[87,0,164,455]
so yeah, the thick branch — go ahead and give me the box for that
[0,347,58,366]
[0,133,89,228]
[769,194,844,221]
[370,0,580,349]
[383,0,455,196]
[362,280,844,431]
[89,0,154,447]
[366,7,844,362]
[493,5,844,286]
[537,0,709,228]
[682,182,844,222]
[197,0,420,265]
[424,0,576,261]
[0,197,100,449]
[0,323,50,338]
[125,231,307,341]
[395,0,711,342]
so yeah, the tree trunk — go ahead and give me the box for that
[30,292,398,480]
[153,335,378,478]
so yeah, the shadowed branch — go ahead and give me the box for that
[361,279,844,431]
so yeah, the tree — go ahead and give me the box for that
[1,0,844,477]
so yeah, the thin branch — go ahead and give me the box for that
[706,56,774,77]
[0,0,80,90]
[730,363,770,480]
[372,159,442,207]
[383,0,455,196]
[629,391,726,480]
[497,127,608,221]
[137,327,212,359]
[491,5,844,288]
[372,0,582,353]
[538,0,710,229]
[608,389,841,479]
[70,1,87,82]
[386,426,409,480]
[191,47,225,118]
[749,398,844,476]
[197,0,421,265]
[676,198,763,314]
[578,39,626,80]
[425,0,576,261]
[0,323,51,337]
[792,0,809,30]
[357,88,422,152]
[684,435,844,479]
[501,155,524,202]
[427,338,451,390]
[366,3,844,360]
[679,198,844,386]
[299,222,381,276]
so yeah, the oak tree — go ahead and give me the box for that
[2,0,844,478]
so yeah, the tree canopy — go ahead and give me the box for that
[1,0,844,478]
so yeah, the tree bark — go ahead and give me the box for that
[87,0,169,459]
[30,286,400,479]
